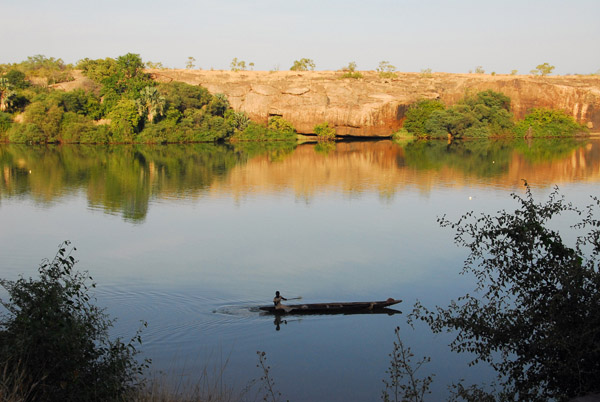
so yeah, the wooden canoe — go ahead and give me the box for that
[259,298,401,315]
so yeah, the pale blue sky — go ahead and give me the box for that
[4,0,599,74]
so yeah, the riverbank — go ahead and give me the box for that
[142,70,600,136]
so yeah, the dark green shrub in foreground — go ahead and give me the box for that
[267,116,295,134]
[0,241,148,401]
[515,108,586,137]
[232,121,296,141]
[417,185,600,401]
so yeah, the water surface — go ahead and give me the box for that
[1,138,598,401]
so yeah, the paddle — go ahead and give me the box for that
[286,296,302,301]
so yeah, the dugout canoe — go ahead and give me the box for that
[259,298,401,315]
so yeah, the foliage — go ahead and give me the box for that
[232,121,296,142]
[18,55,74,85]
[185,56,196,70]
[423,90,514,139]
[109,99,141,142]
[381,327,433,402]
[530,62,555,76]
[0,78,16,112]
[267,116,295,134]
[290,58,315,71]
[377,61,397,79]
[226,110,251,132]
[136,86,166,123]
[157,81,212,113]
[206,93,229,117]
[402,99,445,137]
[256,351,286,402]
[514,108,585,137]
[3,70,30,89]
[472,66,485,74]
[0,241,148,401]
[510,70,518,75]
[230,58,248,72]
[420,68,433,77]
[21,96,64,142]
[416,184,600,401]
[0,112,13,141]
[340,61,363,79]
[314,122,336,140]
[77,57,119,84]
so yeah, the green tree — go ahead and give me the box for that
[402,99,445,136]
[515,108,585,137]
[136,86,166,123]
[0,78,16,112]
[0,241,148,401]
[109,99,141,142]
[185,56,196,69]
[530,62,555,76]
[314,122,336,140]
[290,58,315,71]
[418,184,600,401]
[377,61,397,79]
[230,58,247,72]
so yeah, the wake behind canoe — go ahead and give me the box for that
[259,298,401,315]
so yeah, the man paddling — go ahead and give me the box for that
[273,291,287,309]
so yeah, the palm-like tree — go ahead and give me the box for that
[136,86,166,123]
[0,78,16,112]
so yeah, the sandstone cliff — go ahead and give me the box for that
[57,70,600,137]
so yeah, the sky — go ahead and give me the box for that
[3,0,599,75]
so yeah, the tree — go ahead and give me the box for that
[185,56,196,69]
[230,58,248,72]
[136,86,166,123]
[290,58,315,71]
[530,62,555,76]
[377,61,397,79]
[0,78,16,112]
[0,241,148,401]
[418,184,600,401]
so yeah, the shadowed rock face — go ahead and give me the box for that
[63,70,600,137]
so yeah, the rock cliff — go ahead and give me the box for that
[61,70,600,137]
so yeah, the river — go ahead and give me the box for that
[1,138,598,401]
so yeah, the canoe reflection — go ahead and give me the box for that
[267,307,402,331]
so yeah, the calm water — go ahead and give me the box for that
[1,138,599,401]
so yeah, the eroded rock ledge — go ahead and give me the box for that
[151,70,599,137]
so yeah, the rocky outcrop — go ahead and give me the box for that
[69,69,600,137]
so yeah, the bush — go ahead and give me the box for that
[377,61,397,79]
[314,122,336,140]
[420,91,514,139]
[515,108,586,137]
[232,121,297,142]
[109,99,141,143]
[0,111,12,141]
[157,82,212,113]
[290,58,315,71]
[420,185,600,401]
[0,241,148,401]
[403,99,445,137]
[267,116,295,134]
[339,61,363,79]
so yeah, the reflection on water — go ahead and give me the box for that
[1,138,599,401]
[1,138,598,222]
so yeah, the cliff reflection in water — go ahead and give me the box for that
[1,138,598,222]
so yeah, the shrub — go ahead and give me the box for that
[0,111,12,141]
[226,110,251,132]
[0,241,148,401]
[206,93,229,117]
[403,99,445,137]
[339,62,363,79]
[515,108,586,137]
[530,62,555,76]
[377,61,397,79]
[109,99,141,142]
[232,121,296,142]
[314,122,336,140]
[157,82,212,113]
[290,58,315,71]
[267,116,295,134]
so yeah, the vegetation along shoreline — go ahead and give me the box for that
[0,54,597,145]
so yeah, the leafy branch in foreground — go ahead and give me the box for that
[0,241,149,401]
[414,182,600,401]
[382,327,433,402]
